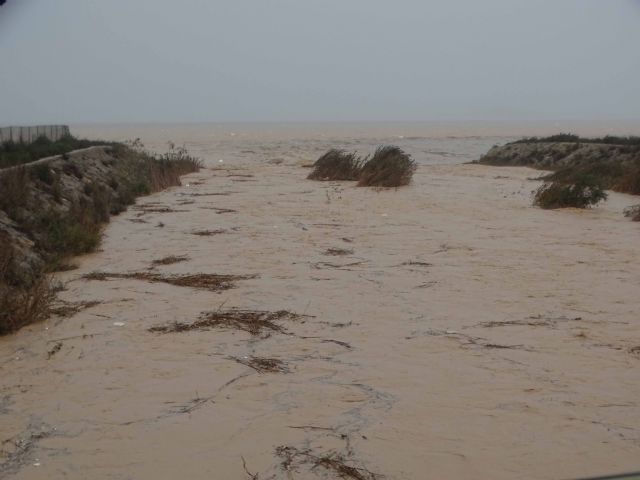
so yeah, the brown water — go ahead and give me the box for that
[1,123,639,479]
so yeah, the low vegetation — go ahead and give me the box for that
[307,145,416,187]
[0,235,55,335]
[533,175,608,209]
[307,149,363,181]
[0,140,202,335]
[357,145,417,187]
[511,133,640,146]
[0,134,115,169]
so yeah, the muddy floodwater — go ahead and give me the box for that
[1,124,639,479]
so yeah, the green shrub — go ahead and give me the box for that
[513,133,640,146]
[358,146,417,187]
[533,176,608,209]
[307,149,363,181]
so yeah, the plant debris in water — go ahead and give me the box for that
[49,300,102,318]
[151,255,190,266]
[275,446,382,480]
[324,248,354,256]
[83,272,256,292]
[149,309,302,336]
[231,356,290,373]
[191,229,227,236]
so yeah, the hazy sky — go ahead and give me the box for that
[1,0,639,124]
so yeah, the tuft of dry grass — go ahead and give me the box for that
[358,146,416,187]
[149,309,301,336]
[83,271,256,292]
[307,149,364,181]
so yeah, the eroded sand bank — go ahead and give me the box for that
[1,160,639,479]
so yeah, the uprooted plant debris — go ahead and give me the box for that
[275,446,382,480]
[408,328,527,350]
[324,248,354,256]
[191,229,228,236]
[231,356,290,373]
[473,314,583,329]
[149,309,302,336]
[198,207,237,214]
[49,300,102,318]
[133,205,188,214]
[83,272,256,292]
[151,255,190,266]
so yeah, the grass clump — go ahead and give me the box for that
[358,146,416,187]
[0,236,55,335]
[308,145,417,187]
[533,175,608,209]
[307,149,363,181]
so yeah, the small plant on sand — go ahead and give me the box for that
[307,149,363,181]
[533,175,608,209]
[358,145,416,187]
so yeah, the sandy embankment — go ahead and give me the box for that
[0,160,639,479]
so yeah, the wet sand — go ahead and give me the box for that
[1,154,639,479]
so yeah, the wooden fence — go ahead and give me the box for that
[0,125,70,144]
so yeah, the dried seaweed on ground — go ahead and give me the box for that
[629,346,640,358]
[149,309,302,337]
[231,356,290,373]
[49,300,101,318]
[151,255,190,266]
[275,446,382,480]
[324,248,354,256]
[191,229,227,236]
[83,271,256,292]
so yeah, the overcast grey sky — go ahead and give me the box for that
[1,0,639,124]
